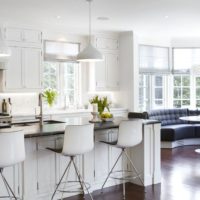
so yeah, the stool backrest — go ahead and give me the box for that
[117,120,143,148]
[62,124,94,156]
[0,130,25,168]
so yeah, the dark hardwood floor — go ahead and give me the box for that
[65,146,200,200]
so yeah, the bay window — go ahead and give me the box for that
[139,45,169,111]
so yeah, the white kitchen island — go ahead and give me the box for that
[0,117,161,200]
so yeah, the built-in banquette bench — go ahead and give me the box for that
[128,109,200,148]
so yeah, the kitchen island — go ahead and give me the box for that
[0,117,161,200]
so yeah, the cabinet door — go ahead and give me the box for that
[22,48,42,89]
[23,30,42,44]
[94,131,110,182]
[36,138,56,195]
[106,54,119,89]
[5,46,23,89]
[4,27,22,42]
[95,57,107,89]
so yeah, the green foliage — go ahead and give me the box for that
[90,95,111,115]
[43,88,58,107]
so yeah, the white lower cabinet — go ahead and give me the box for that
[2,122,160,200]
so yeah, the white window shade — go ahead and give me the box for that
[139,45,170,74]
[173,48,200,73]
[44,41,79,62]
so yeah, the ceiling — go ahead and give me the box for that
[0,0,200,38]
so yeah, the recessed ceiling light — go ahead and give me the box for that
[165,15,169,19]
[97,17,110,21]
[56,15,61,19]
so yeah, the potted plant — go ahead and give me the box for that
[43,88,58,107]
[90,95,111,115]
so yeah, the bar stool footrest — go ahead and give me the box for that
[0,196,21,199]
[110,170,143,181]
[57,180,91,194]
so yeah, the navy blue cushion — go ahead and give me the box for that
[148,108,189,126]
[161,124,195,141]
[188,109,200,116]
[192,124,200,138]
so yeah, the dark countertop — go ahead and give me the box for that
[0,117,160,138]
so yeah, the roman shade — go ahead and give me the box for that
[44,40,79,62]
[139,45,170,74]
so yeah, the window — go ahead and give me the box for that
[172,48,200,109]
[152,76,164,109]
[43,41,80,108]
[139,75,150,111]
[139,74,167,111]
[173,75,190,108]
[196,77,200,108]
[173,48,200,73]
[139,45,169,111]
[43,62,80,107]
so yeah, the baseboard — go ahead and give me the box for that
[161,138,200,149]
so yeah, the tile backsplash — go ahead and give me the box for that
[0,93,39,116]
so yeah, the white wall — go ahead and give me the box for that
[118,31,135,111]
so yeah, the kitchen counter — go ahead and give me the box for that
[0,117,160,138]
[0,116,161,200]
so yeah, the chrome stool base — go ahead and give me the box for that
[101,149,144,199]
[51,156,93,200]
[0,169,21,200]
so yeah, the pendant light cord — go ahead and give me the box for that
[88,0,92,44]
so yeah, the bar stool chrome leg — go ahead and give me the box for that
[71,158,85,196]
[72,158,93,200]
[124,151,144,185]
[0,169,18,200]
[101,150,124,192]
[1,171,12,199]
[51,159,72,200]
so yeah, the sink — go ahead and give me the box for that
[43,120,65,125]
[12,120,65,126]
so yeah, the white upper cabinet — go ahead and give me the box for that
[4,47,42,91]
[93,34,120,91]
[4,27,42,45]
[1,27,43,92]
[95,56,107,89]
[106,54,119,88]
[23,48,42,89]
[5,46,23,89]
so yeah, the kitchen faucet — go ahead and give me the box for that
[36,93,43,126]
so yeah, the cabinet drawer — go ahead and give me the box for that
[96,37,119,50]
[23,29,42,44]
[4,27,42,44]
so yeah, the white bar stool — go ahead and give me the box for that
[47,124,94,200]
[0,130,25,200]
[100,120,144,199]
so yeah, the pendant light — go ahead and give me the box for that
[77,0,103,62]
